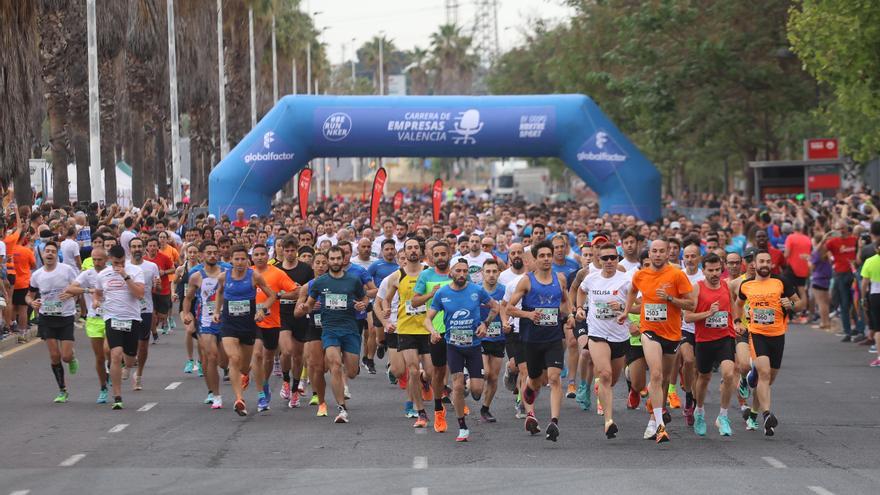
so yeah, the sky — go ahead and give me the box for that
[307,0,575,64]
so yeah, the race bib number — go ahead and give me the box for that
[139,298,148,312]
[536,308,558,326]
[228,300,251,316]
[280,299,296,305]
[594,302,615,320]
[43,300,63,316]
[313,313,322,327]
[449,329,473,346]
[706,311,729,329]
[325,293,347,310]
[405,300,426,315]
[645,303,667,322]
[753,308,775,325]
[486,321,502,337]
[110,319,132,332]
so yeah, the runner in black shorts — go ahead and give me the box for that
[294,251,328,412]
[276,237,315,407]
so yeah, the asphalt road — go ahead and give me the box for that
[1,320,878,495]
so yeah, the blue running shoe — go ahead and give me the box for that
[184,360,194,374]
[716,415,733,436]
[747,365,758,388]
[560,367,568,379]
[575,382,589,411]
[694,410,707,436]
[97,389,108,404]
[197,361,204,377]
[738,375,749,400]
[204,392,214,405]
[257,392,270,412]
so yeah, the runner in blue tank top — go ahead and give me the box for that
[507,240,573,442]
[214,245,276,417]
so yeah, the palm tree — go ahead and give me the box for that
[0,0,43,204]
[428,24,478,95]
[97,0,128,204]
[64,3,91,203]
[358,36,397,93]
[405,46,430,95]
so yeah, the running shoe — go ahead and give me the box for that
[264,387,272,404]
[223,369,230,382]
[297,380,306,394]
[684,405,695,427]
[481,409,497,423]
[317,403,328,417]
[716,415,732,436]
[398,371,408,390]
[869,358,880,367]
[376,343,386,360]
[566,382,576,399]
[662,408,672,425]
[575,382,590,411]
[762,412,778,436]
[257,392,270,412]
[503,369,517,392]
[68,358,79,375]
[241,373,250,391]
[514,400,526,419]
[693,410,707,436]
[643,419,657,440]
[738,376,750,400]
[405,406,418,419]
[234,399,248,416]
[545,421,559,442]
[112,399,124,410]
[133,374,143,391]
[335,406,349,423]
[455,428,470,442]
[184,360,194,374]
[463,404,470,415]
[413,415,428,428]
[596,400,604,416]
[288,391,301,408]
[344,385,351,400]
[525,412,541,435]
[746,365,758,388]
[309,393,319,406]
[366,360,376,375]
[627,389,640,410]
[442,386,452,404]
[280,381,292,401]
[605,420,618,439]
[667,391,681,409]
[204,392,215,405]
[197,361,204,377]
[434,409,448,432]
[97,389,108,404]
[745,417,759,431]
[387,367,398,385]
[869,345,877,354]
[655,424,670,444]
[560,367,568,379]
[212,396,223,409]
[420,377,433,402]
[152,332,159,344]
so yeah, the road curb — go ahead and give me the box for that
[0,327,39,355]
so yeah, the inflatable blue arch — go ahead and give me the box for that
[209,94,661,221]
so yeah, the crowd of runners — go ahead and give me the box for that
[2,190,879,443]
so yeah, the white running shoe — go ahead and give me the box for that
[212,395,223,409]
[643,419,657,440]
[334,406,349,423]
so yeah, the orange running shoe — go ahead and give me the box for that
[655,424,670,444]
[420,378,433,402]
[413,415,428,428]
[667,391,681,409]
[434,409,447,432]
[566,382,576,398]
[316,403,328,417]
[463,404,470,415]
[398,371,408,390]
[241,373,250,392]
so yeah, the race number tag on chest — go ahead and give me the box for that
[449,329,473,346]
[313,313,322,327]
[536,308,558,326]
[43,300,63,316]
[405,300,426,315]
[594,302,615,320]
[325,293,347,310]
[486,321,502,337]
[110,319,132,332]
[645,303,668,322]
[706,311,729,328]
[753,308,775,325]
[228,300,251,316]
[139,298,148,312]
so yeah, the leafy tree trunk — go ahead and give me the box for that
[142,117,156,200]
[131,110,145,205]
[47,100,70,206]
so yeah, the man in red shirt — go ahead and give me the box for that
[145,237,174,339]
[231,208,248,229]
[755,229,784,275]
[783,221,813,322]
[821,222,859,341]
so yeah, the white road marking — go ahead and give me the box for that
[412,488,429,495]
[165,382,181,390]
[108,424,129,433]
[761,456,787,468]
[10,490,31,495]
[808,486,835,495]
[59,453,86,467]
[413,456,428,469]
[138,402,157,412]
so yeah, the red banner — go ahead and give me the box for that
[369,167,387,227]
[432,178,443,223]
[392,190,404,211]
[297,168,312,219]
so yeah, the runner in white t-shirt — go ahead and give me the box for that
[127,237,160,391]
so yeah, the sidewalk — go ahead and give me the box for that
[0,326,39,356]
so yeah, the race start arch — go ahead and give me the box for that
[209,94,661,221]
